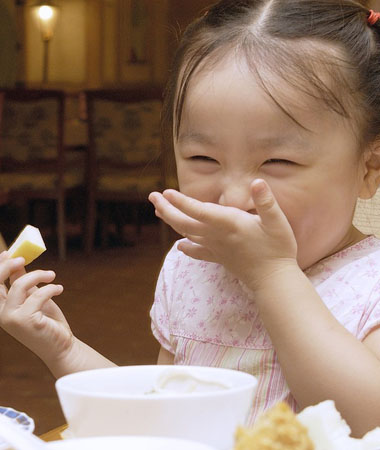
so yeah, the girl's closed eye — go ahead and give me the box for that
[264,158,295,166]
[190,155,218,163]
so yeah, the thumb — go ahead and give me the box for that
[251,179,285,227]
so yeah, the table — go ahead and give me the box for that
[40,424,67,442]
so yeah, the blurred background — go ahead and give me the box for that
[0,0,213,254]
[1,0,211,88]
[0,0,212,437]
[0,0,380,438]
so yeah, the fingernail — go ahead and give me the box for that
[163,189,176,196]
[252,179,267,193]
[14,257,25,263]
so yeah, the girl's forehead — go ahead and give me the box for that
[183,52,307,108]
[176,60,361,151]
[183,58,324,120]
[178,46,359,137]
[179,37,353,111]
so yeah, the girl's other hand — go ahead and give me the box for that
[0,251,72,367]
[149,179,298,288]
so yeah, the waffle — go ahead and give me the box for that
[234,402,314,450]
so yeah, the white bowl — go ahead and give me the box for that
[55,365,257,450]
[47,435,217,450]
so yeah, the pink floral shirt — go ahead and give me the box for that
[150,236,380,424]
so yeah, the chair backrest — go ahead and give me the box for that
[85,86,164,169]
[0,89,65,170]
[354,189,380,237]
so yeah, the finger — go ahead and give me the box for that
[0,257,25,284]
[9,265,27,285]
[149,192,205,237]
[0,251,9,262]
[177,240,217,263]
[161,190,227,226]
[250,179,287,227]
[7,270,57,307]
[21,284,64,315]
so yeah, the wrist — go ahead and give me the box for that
[44,335,80,378]
[243,258,301,296]
[46,337,116,378]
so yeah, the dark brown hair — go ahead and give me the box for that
[162,0,380,151]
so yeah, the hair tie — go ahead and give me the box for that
[368,10,380,26]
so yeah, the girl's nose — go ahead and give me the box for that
[218,182,256,213]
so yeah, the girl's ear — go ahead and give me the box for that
[359,140,380,200]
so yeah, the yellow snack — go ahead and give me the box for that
[234,402,314,450]
[8,225,47,265]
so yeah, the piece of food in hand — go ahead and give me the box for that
[7,225,46,265]
[234,402,314,450]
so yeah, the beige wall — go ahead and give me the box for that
[25,0,86,87]
[19,0,380,89]
[24,0,174,88]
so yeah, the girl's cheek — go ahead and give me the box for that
[181,182,219,203]
[270,192,294,223]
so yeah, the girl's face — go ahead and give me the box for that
[174,56,370,269]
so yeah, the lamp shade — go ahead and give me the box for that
[31,1,59,41]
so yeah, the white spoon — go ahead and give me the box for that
[0,414,46,450]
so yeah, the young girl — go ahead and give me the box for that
[1,0,380,438]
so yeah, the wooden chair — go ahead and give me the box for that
[0,92,10,251]
[0,89,84,260]
[84,86,169,253]
[354,189,380,238]
[0,190,9,253]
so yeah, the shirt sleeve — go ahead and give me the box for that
[150,241,180,354]
[357,279,380,341]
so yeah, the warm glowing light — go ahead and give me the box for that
[38,5,53,21]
